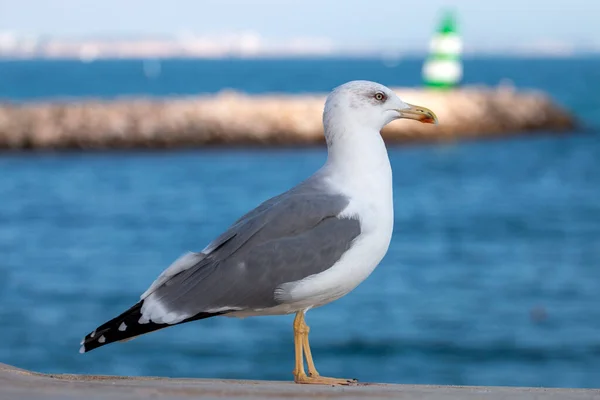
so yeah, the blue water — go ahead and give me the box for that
[1,58,600,388]
[1,57,599,126]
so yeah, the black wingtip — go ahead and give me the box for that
[79,301,226,354]
[79,301,162,353]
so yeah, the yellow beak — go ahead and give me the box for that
[397,103,438,124]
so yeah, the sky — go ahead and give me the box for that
[1,0,599,51]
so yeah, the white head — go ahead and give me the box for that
[323,80,437,143]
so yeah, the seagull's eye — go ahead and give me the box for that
[374,92,386,101]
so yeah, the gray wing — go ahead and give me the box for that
[140,190,361,323]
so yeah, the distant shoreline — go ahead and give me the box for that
[2,53,600,62]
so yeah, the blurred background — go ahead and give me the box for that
[1,0,599,389]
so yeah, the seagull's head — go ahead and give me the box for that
[323,80,438,133]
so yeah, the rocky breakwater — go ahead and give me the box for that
[0,86,576,150]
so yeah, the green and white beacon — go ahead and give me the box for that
[422,10,463,89]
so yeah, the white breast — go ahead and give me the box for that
[275,151,395,311]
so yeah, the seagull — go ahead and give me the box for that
[79,80,437,385]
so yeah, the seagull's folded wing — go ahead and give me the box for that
[139,191,361,324]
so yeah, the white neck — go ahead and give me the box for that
[319,116,395,249]
[323,121,392,188]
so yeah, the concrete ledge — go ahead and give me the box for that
[1,363,598,400]
[0,86,576,150]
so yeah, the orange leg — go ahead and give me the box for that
[292,312,357,385]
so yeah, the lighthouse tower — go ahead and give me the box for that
[422,10,463,89]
